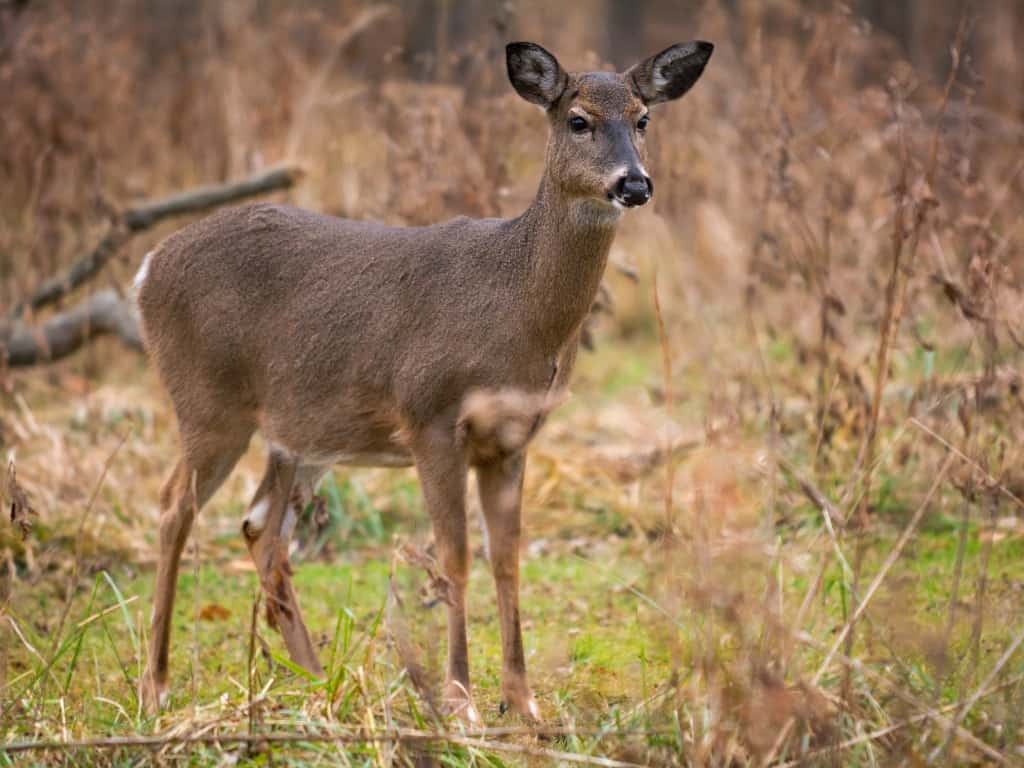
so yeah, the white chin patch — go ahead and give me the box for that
[610,198,626,211]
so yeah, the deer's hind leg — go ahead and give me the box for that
[142,420,253,713]
[242,452,325,676]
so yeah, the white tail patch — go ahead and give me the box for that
[133,250,154,294]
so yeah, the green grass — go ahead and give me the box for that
[3,336,1024,765]
[6,515,1024,764]
[2,542,671,721]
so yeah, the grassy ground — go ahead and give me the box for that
[3,330,1024,766]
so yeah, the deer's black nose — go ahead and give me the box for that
[613,173,653,207]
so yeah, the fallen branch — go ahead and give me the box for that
[3,289,142,367]
[10,165,302,319]
[122,166,303,232]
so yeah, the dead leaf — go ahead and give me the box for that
[60,373,91,396]
[199,603,231,621]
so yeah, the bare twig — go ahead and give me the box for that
[968,491,999,687]
[652,274,675,533]
[930,416,975,719]
[190,471,200,716]
[247,591,261,742]
[778,456,844,528]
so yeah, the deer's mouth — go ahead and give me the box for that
[607,173,653,208]
[607,193,647,210]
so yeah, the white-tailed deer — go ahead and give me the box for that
[137,40,712,722]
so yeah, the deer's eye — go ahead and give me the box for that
[637,115,649,131]
[568,115,589,133]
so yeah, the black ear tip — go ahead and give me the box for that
[696,41,714,57]
[506,41,540,58]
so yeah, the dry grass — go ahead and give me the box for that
[2,1,1024,765]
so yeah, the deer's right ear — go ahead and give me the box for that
[628,41,713,105]
[506,42,568,110]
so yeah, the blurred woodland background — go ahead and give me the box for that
[2,1,1024,766]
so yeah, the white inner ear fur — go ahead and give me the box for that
[653,43,699,90]
[524,66,557,91]
[516,51,559,93]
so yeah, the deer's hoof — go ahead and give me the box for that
[500,684,542,723]
[139,674,169,715]
[443,681,482,726]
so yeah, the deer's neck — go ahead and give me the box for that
[512,175,620,353]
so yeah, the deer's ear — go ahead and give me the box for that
[506,42,568,109]
[627,41,713,105]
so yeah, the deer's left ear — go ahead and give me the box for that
[627,41,713,105]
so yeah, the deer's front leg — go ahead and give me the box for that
[476,453,540,721]
[412,426,480,724]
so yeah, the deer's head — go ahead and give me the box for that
[507,41,713,211]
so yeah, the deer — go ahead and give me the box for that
[136,40,712,723]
